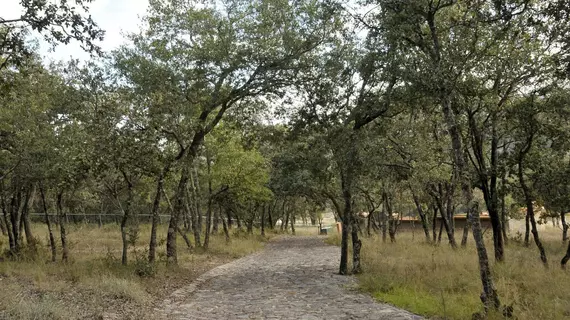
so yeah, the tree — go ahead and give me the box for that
[115,0,339,264]
[0,0,104,69]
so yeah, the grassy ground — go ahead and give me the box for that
[327,230,570,320]
[0,223,273,320]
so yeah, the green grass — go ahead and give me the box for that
[328,231,570,320]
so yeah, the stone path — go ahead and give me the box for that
[157,236,422,320]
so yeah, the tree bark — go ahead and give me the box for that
[221,205,230,243]
[166,166,190,265]
[9,190,21,252]
[203,153,213,249]
[351,213,362,274]
[56,191,69,262]
[268,201,274,229]
[468,111,504,261]
[188,171,202,247]
[1,192,15,253]
[562,210,568,242]
[410,188,431,243]
[212,206,220,234]
[120,171,134,266]
[19,186,34,246]
[461,211,470,247]
[518,151,547,265]
[290,210,295,235]
[149,172,165,263]
[261,204,266,237]
[0,213,6,236]
[501,174,509,245]
[40,185,56,262]
[442,94,499,311]
[432,204,438,243]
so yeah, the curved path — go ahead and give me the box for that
[157,236,422,320]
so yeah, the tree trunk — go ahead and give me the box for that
[562,210,568,242]
[221,206,230,243]
[351,213,362,274]
[438,218,444,244]
[411,188,431,243]
[290,210,295,235]
[432,204,438,243]
[187,171,202,247]
[212,206,220,234]
[193,167,203,234]
[561,236,570,268]
[442,95,499,311]
[268,201,274,229]
[283,210,289,233]
[524,211,530,246]
[461,211,470,247]
[40,185,56,262]
[56,191,69,262]
[166,166,190,265]
[469,111,504,262]
[203,154,213,249]
[381,202,387,243]
[261,204,266,237]
[120,172,134,266]
[501,174,509,245]
[518,142,547,265]
[227,209,232,229]
[0,213,6,236]
[1,193,15,253]
[20,186,35,246]
[149,172,165,263]
[432,190,457,248]
[9,191,21,252]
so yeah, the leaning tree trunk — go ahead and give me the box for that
[411,188,431,243]
[1,194,15,253]
[433,194,457,248]
[40,185,56,262]
[166,166,190,265]
[443,95,499,311]
[56,191,69,262]
[188,171,202,247]
[19,187,35,246]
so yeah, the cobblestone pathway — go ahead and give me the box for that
[157,236,422,320]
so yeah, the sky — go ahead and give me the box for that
[3,0,150,62]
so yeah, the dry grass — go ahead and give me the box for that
[327,230,570,319]
[0,223,273,320]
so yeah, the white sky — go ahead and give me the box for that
[3,0,150,62]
